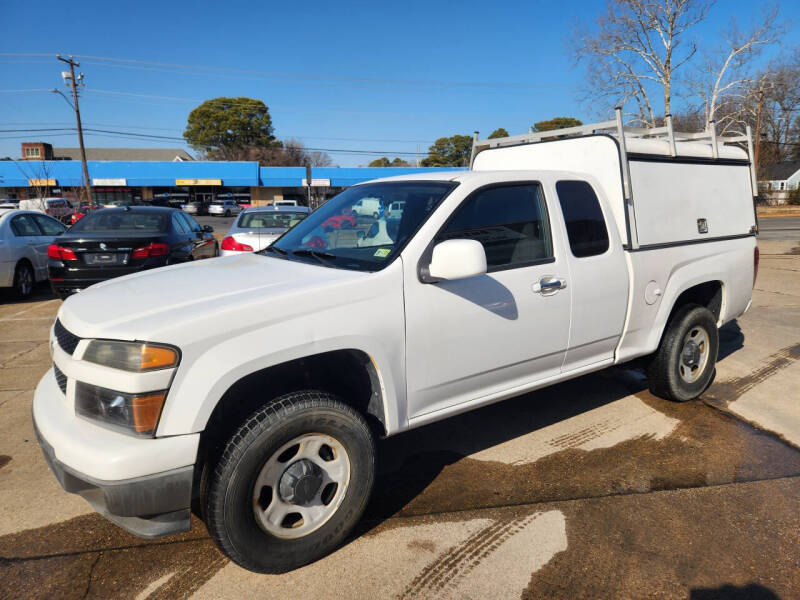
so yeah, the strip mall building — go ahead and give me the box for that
[0,144,455,206]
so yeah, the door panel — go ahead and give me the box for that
[554,180,629,371]
[10,214,49,278]
[403,182,572,419]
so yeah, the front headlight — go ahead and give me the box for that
[83,340,179,371]
[75,382,166,436]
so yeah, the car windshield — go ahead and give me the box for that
[238,211,307,229]
[69,210,168,233]
[268,181,457,271]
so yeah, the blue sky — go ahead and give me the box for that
[1,0,797,166]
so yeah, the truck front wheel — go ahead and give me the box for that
[646,304,719,402]
[203,390,376,573]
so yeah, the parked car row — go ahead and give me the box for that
[3,199,329,299]
[1,206,218,299]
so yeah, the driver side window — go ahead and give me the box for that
[438,183,553,271]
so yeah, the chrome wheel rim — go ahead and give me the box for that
[252,433,350,539]
[18,267,32,296]
[679,326,710,384]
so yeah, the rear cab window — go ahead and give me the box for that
[555,181,610,258]
[437,183,553,271]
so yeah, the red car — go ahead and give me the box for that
[71,205,99,225]
[322,214,356,232]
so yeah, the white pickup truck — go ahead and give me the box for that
[34,114,759,573]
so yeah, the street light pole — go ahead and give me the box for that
[57,55,92,206]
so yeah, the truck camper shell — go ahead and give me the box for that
[470,109,757,250]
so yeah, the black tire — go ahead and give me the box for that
[224,210,231,217]
[203,391,376,573]
[13,261,35,299]
[646,304,718,402]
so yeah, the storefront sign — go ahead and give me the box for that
[175,178,222,186]
[92,178,127,186]
[28,178,56,186]
[301,178,331,187]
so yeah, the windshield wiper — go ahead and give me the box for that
[291,248,338,266]
[263,246,287,255]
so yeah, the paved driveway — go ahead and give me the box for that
[0,239,798,599]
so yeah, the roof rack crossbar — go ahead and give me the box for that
[470,117,754,160]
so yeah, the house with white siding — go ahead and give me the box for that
[759,161,800,204]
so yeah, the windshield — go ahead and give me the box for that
[69,210,168,233]
[268,181,457,271]
[238,211,307,229]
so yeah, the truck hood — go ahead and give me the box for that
[58,253,366,341]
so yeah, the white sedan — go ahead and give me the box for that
[0,209,67,297]
[221,206,311,255]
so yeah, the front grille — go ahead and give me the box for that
[54,319,80,355]
[53,364,67,395]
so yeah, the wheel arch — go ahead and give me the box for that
[649,279,725,353]
[195,349,388,474]
[14,256,36,282]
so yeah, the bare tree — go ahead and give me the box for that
[14,160,55,203]
[687,6,780,134]
[757,50,800,166]
[573,0,713,125]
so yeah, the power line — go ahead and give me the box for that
[0,52,569,90]
[0,127,426,155]
[0,122,434,143]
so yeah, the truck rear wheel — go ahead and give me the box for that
[203,390,376,573]
[646,304,718,402]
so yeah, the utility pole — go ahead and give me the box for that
[754,87,764,177]
[57,55,92,206]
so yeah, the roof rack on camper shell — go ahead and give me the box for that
[469,106,757,199]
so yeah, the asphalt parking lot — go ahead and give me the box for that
[194,213,235,235]
[0,223,798,599]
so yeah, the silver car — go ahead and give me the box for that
[220,206,311,255]
[0,209,67,297]
[208,199,242,217]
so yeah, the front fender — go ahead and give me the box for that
[155,263,407,437]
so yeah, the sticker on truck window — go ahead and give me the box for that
[373,248,391,258]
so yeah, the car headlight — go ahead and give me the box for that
[83,340,179,371]
[75,382,166,436]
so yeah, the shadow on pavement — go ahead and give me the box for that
[690,584,780,599]
[718,319,745,362]
[0,282,57,306]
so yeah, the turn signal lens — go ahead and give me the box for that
[83,340,179,371]
[132,392,167,434]
[47,244,77,260]
[140,344,179,370]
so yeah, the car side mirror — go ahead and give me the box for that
[423,239,487,282]
[203,225,214,233]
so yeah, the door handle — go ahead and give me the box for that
[532,276,567,295]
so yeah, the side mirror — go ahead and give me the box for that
[425,239,487,282]
[203,225,214,233]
